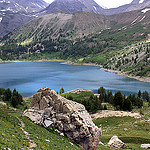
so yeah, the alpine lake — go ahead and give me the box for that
[0,61,149,97]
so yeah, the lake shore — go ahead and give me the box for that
[62,61,150,83]
[0,59,64,63]
[101,68,150,83]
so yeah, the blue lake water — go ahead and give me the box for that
[0,61,149,97]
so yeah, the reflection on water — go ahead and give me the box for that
[0,62,149,97]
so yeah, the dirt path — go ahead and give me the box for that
[17,117,37,149]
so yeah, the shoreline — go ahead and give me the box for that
[0,59,149,83]
[60,61,102,67]
[0,59,65,63]
[62,61,150,83]
[101,68,150,83]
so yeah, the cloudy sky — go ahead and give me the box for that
[44,0,133,8]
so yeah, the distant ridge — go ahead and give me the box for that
[41,0,104,14]
[42,0,150,15]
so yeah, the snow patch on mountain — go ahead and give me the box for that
[141,8,150,13]
[93,6,97,11]
[0,17,2,22]
[139,0,144,4]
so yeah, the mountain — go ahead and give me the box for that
[1,0,150,37]
[41,0,150,15]
[0,0,48,13]
[0,0,48,37]
[41,0,104,14]
[103,0,150,15]
[1,8,150,59]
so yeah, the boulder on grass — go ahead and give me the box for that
[24,88,101,150]
[106,136,125,149]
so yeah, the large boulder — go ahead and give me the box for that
[24,88,101,150]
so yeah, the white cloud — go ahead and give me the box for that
[44,0,133,9]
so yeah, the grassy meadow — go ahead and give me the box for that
[0,92,150,150]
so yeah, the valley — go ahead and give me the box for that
[0,0,150,149]
[0,8,150,81]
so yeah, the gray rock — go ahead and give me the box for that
[44,120,53,127]
[106,136,125,149]
[24,88,101,150]
[141,144,150,149]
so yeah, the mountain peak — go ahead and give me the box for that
[42,0,104,14]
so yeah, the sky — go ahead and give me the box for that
[44,0,133,9]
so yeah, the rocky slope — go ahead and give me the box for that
[103,41,150,81]
[5,9,150,41]
[24,88,101,150]
[0,0,150,37]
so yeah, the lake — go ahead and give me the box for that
[0,61,149,97]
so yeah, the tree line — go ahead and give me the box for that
[0,88,23,108]
[98,87,150,111]
[62,87,149,113]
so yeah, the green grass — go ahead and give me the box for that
[0,105,29,149]
[61,91,94,102]
[95,102,150,150]
[21,117,81,150]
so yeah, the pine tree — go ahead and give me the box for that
[59,87,65,94]
[113,91,124,110]
[123,98,132,111]
[138,90,141,98]
[98,87,107,102]
[4,88,12,101]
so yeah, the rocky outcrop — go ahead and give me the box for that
[67,88,94,94]
[23,88,101,150]
[106,136,125,149]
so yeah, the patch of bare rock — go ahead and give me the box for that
[91,110,141,119]
[0,101,7,106]
[66,88,94,94]
[23,88,101,150]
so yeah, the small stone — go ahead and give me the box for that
[44,120,53,127]
[60,133,64,136]
[45,139,50,142]
[141,144,150,149]
[69,142,74,146]
[99,141,104,145]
